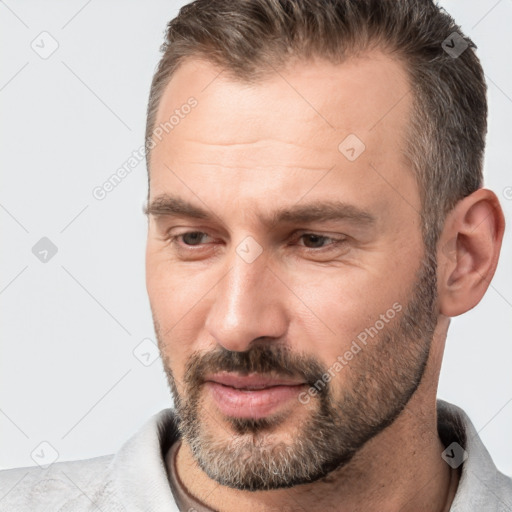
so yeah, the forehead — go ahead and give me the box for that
[153,51,411,145]
[148,52,418,223]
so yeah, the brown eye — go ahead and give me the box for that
[181,232,208,246]
[298,233,346,250]
[301,234,331,249]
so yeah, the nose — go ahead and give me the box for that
[204,245,288,352]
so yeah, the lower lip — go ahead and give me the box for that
[205,381,306,419]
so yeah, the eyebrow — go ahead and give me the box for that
[144,193,376,228]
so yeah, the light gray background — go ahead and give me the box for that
[1,0,511,475]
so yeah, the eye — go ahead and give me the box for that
[296,233,346,250]
[168,231,213,247]
[164,230,347,257]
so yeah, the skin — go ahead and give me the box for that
[145,52,505,512]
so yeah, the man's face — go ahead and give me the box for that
[145,53,439,490]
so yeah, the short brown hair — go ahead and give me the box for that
[145,0,487,250]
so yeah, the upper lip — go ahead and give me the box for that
[205,372,306,389]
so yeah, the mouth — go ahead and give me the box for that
[204,372,308,419]
[205,372,306,388]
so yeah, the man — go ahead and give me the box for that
[1,0,511,510]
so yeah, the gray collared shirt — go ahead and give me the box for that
[1,399,511,511]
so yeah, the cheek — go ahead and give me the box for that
[147,264,211,326]
[286,267,409,363]
[146,252,211,372]
[146,241,187,313]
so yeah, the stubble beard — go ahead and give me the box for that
[156,254,438,491]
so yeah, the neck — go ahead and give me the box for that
[173,321,458,512]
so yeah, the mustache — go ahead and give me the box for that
[183,343,326,389]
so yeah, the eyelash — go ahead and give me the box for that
[165,231,346,252]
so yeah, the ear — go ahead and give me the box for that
[437,188,505,317]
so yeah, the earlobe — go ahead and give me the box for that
[437,189,505,317]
